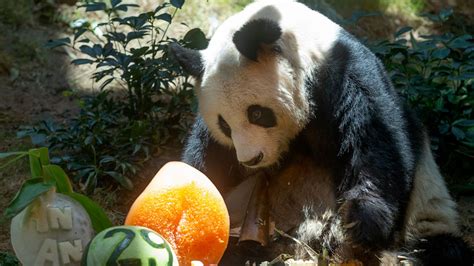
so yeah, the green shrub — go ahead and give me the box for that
[20,0,206,192]
[0,0,34,26]
[19,92,149,192]
[46,0,204,121]
[0,252,19,266]
[371,17,474,181]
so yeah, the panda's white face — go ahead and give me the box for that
[171,0,342,168]
[198,52,310,168]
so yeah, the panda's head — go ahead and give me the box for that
[170,2,339,168]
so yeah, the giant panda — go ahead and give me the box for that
[169,0,472,265]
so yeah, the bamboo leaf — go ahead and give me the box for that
[29,149,42,178]
[104,171,133,190]
[183,28,208,50]
[453,119,474,127]
[111,0,121,7]
[170,0,184,9]
[44,38,71,49]
[39,147,50,165]
[43,165,73,194]
[64,192,113,233]
[0,153,28,171]
[394,26,412,38]
[4,178,55,219]
[451,127,466,140]
[155,13,172,23]
[0,152,27,159]
[80,2,107,12]
[72,58,94,65]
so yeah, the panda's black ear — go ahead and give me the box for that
[233,19,282,61]
[169,43,204,77]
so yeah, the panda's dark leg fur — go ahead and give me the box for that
[411,234,472,266]
[306,36,414,254]
[338,185,396,249]
[379,234,473,265]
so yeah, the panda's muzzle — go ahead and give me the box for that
[241,152,264,167]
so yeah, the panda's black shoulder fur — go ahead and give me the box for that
[300,30,426,186]
[305,31,425,163]
[280,30,428,249]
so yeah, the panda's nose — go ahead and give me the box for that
[241,152,263,167]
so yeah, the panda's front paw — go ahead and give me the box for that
[340,197,394,249]
[295,209,345,259]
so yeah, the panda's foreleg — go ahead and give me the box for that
[327,57,413,252]
[338,181,398,250]
[377,234,472,265]
[294,209,348,261]
[332,133,409,251]
[410,234,472,265]
[333,105,411,251]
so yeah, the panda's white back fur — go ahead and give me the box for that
[405,138,459,239]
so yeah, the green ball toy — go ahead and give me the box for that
[82,225,178,266]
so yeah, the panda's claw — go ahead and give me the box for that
[340,197,394,249]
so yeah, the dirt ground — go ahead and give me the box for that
[0,0,473,260]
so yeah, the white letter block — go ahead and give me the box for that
[48,207,73,230]
[58,239,82,264]
[34,238,59,266]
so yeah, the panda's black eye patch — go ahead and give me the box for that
[248,105,276,128]
[218,115,231,138]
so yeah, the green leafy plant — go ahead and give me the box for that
[1,147,112,232]
[46,0,203,121]
[20,0,207,192]
[0,252,19,266]
[19,92,151,193]
[0,0,33,26]
[18,88,196,193]
[371,14,474,181]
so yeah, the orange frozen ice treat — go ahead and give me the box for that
[125,161,230,266]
